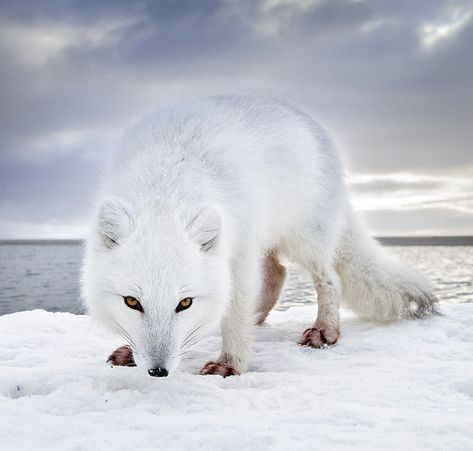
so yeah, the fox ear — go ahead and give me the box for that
[96,199,134,249]
[186,205,221,252]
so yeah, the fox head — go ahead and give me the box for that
[82,198,231,376]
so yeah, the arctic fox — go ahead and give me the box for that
[82,95,438,378]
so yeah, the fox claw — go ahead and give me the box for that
[299,326,339,348]
[107,345,136,366]
[200,361,239,377]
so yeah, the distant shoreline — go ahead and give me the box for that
[1,237,473,246]
[377,236,473,246]
[0,239,84,246]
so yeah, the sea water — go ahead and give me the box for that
[0,243,471,315]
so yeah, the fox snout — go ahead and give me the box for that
[148,367,168,377]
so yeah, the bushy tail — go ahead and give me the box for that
[335,211,439,322]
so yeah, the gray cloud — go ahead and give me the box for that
[351,179,443,193]
[362,207,473,236]
[0,0,472,237]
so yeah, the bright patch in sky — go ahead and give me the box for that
[350,171,473,215]
[0,220,88,240]
[0,16,140,66]
[420,9,472,49]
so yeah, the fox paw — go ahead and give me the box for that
[200,361,239,377]
[299,326,339,348]
[107,345,136,366]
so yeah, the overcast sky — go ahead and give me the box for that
[0,0,472,238]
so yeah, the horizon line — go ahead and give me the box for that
[1,236,473,246]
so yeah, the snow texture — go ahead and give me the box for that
[1,304,472,450]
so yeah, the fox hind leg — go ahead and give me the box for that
[299,262,341,348]
[255,251,286,325]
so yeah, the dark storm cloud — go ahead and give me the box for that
[0,0,472,237]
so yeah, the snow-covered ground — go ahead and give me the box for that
[1,304,472,450]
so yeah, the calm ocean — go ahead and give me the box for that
[0,243,472,315]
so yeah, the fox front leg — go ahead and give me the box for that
[201,255,261,377]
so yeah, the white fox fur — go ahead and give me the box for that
[82,95,437,376]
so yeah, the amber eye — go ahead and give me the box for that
[123,296,143,312]
[176,297,193,313]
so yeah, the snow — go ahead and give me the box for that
[1,304,472,450]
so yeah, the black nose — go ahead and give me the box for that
[148,367,168,377]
